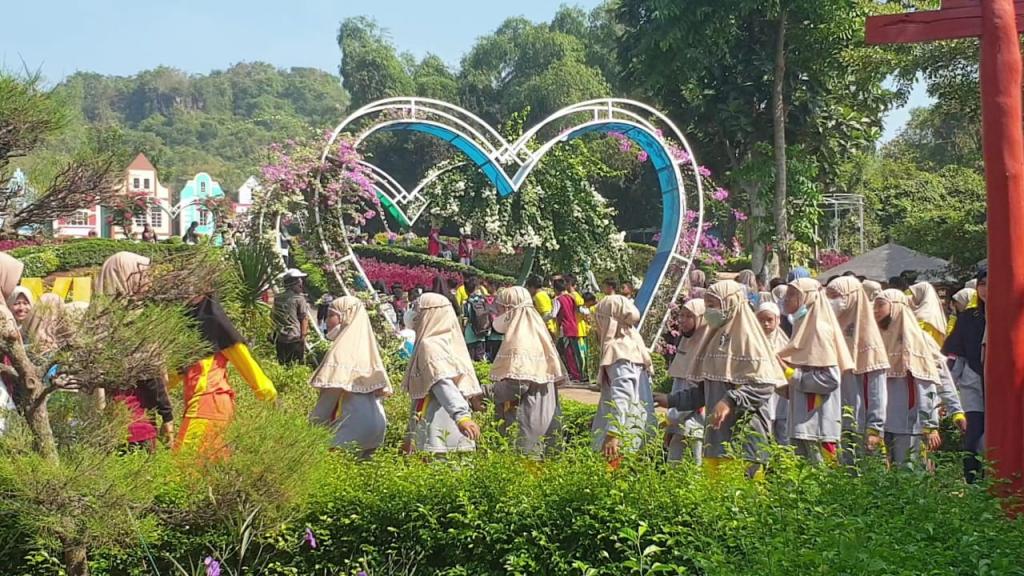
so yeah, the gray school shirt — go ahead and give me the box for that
[310,389,387,455]
[668,378,705,439]
[406,378,475,454]
[885,375,939,436]
[591,361,657,454]
[951,357,984,413]
[787,366,843,443]
[493,379,561,456]
[840,369,887,434]
[667,378,773,461]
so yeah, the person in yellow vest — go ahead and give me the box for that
[455,273,488,309]
[567,274,590,381]
[527,274,557,338]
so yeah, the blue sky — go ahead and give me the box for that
[4,0,927,140]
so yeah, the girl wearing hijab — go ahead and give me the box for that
[826,276,889,464]
[309,297,392,457]
[946,287,976,337]
[489,286,567,456]
[862,280,883,302]
[908,282,947,346]
[735,269,760,307]
[874,289,965,468]
[591,295,657,462]
[656,281,785,476]
[97,252,174,451]
[942,268,987,483]
[778,278,855,464]
[24,293,63,359]
[755,301,791,445]
[402,293,483,455]
[665,299,708,464]
[7,287,34,336]
[771,284,793,336]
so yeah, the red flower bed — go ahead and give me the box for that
[360,258,462,290]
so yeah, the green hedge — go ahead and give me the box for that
[8,239,193,277]
[353,244,516,285]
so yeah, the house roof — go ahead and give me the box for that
[127,153,155,171]
[822,242,950,282]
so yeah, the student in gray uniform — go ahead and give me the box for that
[826,276,889,465]
[655,280,786,478]
[874,289,964,469]
[309,297,393,457]
[489,286,567,456]
[591,295,657,463]
[755,301,791,445]
[401,293,483,456]
[778,277,855,465]
[665,298,709,465]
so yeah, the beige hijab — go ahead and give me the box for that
[877,289,939,381]
[862,280,882,301]
[779,278,854,371]
[689,269,706,289]
[694,281,786,386]
[594,295,653,384]
[0,253,24,302]
[735,269,758,293]
[490,286,566,385]
[24,293,63,355]
[828,276,890,374]
[310,297,391,394]
[402,292,482,400]
[668,298,708,380]
[771,284,788,303]
[97,252,151,298]
[7,286,34,317]
[952,288,976,310]
[908,282,947,336]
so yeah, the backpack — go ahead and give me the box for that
[467,294,492,336]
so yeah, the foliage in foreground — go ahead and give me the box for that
[1,360,1023,576]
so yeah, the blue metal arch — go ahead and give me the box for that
[377,120,683,316]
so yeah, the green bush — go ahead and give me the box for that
[8,239,193,277]
[353,244,515,285]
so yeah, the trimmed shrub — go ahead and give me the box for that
[8,239,193,277]
[353,244,515,285]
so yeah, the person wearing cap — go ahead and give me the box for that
[942,267,987,483]
[273,268,311,365]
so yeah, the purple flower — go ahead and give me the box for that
[205,557,221,576]
[711,187,729,202]
[304,527,318,549]
[732,209,749,222]
[697,166,712,177]
[636,150,649,163]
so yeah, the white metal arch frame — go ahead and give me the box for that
[303,97,705,348]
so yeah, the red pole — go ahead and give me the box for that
[981,0,1024,499]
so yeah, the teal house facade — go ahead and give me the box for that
[177,172,224,237]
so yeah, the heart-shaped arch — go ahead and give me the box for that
[309,98,704,348]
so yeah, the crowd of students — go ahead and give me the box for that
[299,264,987,479]
[2,247,987,480]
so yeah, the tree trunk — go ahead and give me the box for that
[63,542,89,576]
[746,182,768,275]
[771,10,790,278]
[0,311,57,462]
[516,246,537,284]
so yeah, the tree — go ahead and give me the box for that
[337,17,415,108]
[616,0,908,276]
[0,73,123,235]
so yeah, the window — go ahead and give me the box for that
[133,213,148,228]
[67,210,89,227]
[198,209,211,227]
[143,178,150,190]
[133,177,140,189]
[149,206,163,228]
[200,181,207,194]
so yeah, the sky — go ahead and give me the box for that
[4,0,928,140]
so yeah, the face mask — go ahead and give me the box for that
[403,307,417,331]
[492,311,509,334]
[788,305,808,325]
[878,314,892,330]
[830,298,845,315]
[704,308,727,328]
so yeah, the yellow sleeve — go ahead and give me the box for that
[222,342,277,402]
[167,370,182,390]
[456,285,468,308]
